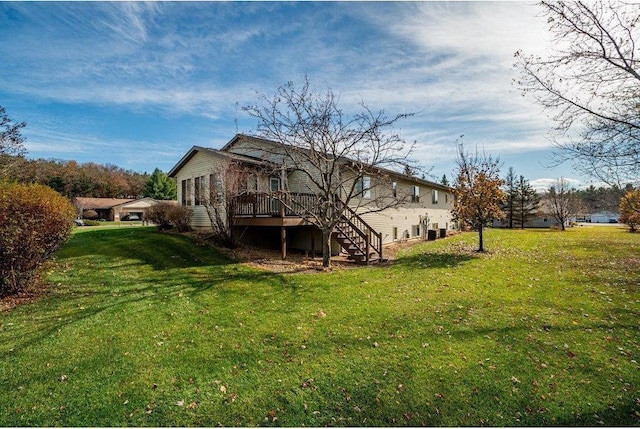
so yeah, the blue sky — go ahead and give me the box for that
[0,1,593,190]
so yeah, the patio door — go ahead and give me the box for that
[270,177,282,215]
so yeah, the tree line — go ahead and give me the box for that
[0,154,177,201]
[1,155,148,199]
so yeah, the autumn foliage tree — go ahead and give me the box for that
[452,142,506,252]
[2,156,148,199]
[619,189,640,232]
[0,181,75,296]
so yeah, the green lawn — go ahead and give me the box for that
[0,226,638,426]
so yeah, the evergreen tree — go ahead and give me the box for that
[144,168,177,200]
[440,174,449,187]
[514,175,541,228]
[503,167,517,228]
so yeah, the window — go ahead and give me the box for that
[393,226,398,241]
[270,177,281,192]
[209,173,223,200]
[412,224,420,237]
[194,176,205,206]
[445,193,448,203]
[392,181,397,198]
[181,178,192,206]
[432,189,438,204]
[412,185,420,203]
[356,176,371,198]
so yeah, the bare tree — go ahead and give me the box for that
[451,140,506,252]
[514,1,640,186]
[203,161,253,247]
[243,76,417,267]
[0,106,27,176]
[545,178,583,230]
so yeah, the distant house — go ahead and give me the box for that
[588,212,619,223]
[73,197,162,221]
[168,134,456,263]
[493,199,575,229]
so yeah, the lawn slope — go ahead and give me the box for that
[0,226,638,426]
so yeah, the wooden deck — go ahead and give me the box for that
[230,192,383,264]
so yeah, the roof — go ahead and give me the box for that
[73,197,135,209]
[167,145,276,178]
[222,134,453,192]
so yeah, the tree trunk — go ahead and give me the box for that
[478,223,484,252]
[321,228,332,267]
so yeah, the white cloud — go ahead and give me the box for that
[531,177,583,192]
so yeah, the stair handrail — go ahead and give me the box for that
[336,199,383,260]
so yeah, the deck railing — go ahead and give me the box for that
[232,192,320,217]
[231,191,383,262]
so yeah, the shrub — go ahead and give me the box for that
[0,181,75,296]
[146,202,192,232]
[82,209,99,220]
[83,219,101,226]
[168,205,193,232]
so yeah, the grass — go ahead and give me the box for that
[0,226,638,426]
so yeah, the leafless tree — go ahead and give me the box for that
[243,76,418,267]
[0,106,27,176]
[203,161,253,247]
[514,1,640,186]
[544,178,583,230]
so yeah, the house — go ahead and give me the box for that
[73,197,161,221]
[588,211,619,223]
[168,134,456,263]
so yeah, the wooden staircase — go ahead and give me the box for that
[332,204,383,265]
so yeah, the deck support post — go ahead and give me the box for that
[281,226,287,260]
[310,227,316,259]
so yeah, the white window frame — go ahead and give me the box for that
[356,176,371,199]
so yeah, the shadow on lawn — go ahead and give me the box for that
[0,227,290,359]
[59,227,232,270]
[393,250,478,270]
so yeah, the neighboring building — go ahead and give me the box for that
[168,134,456,263]
[493,199,576,229]
[589,211,619,223]
[73,197,162,221]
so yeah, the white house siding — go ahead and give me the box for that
[359,204,454,245]
[352,176,455,244]
[174,150,228,229]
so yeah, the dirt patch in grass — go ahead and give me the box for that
[209,236,447,273]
